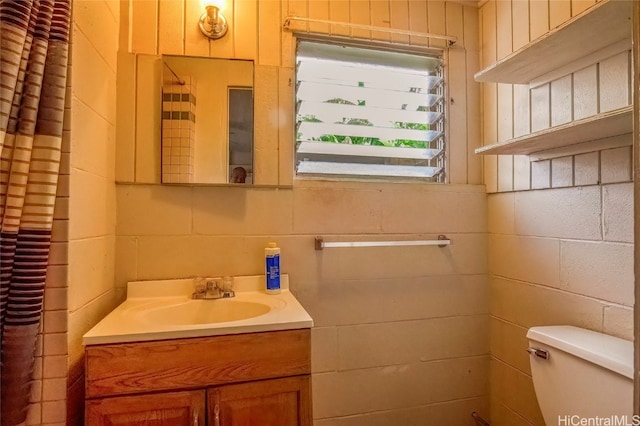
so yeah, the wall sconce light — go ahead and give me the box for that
[199,1,228,39]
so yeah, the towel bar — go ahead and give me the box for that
[314,235,450,250]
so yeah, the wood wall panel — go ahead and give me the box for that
[134,55,161,183]
[329,0,350,36]
[551,75,573,126]
[370,0,391,42]
[428,1,447,49]
[307,0,329,34]
[350,0,371,39]
[464,5,482,184]
[549,0,571,30]
[254,66,280,185]
[572,0,596,16]
[158,0,184,55]
[126,0,483,186]
[529,0,549,41]
[513,84,531,138]
[389,1,410,44]
[573,64,598,120]
[235,0,258,60]
[130,0,157,54]
[497,84,513,143]
[211,2,235,59]
[184,0,209,56]
[511,0,530,51]
[280,0,295,68]
[408,1,429,46]
[258,0,281,66]
[278,67,294,186]
[530,83,551,132]
[448,48,469,184]
[497,155,514,192]
[445,2,464,46]
[480,0,496,69]
[495,0,512,60]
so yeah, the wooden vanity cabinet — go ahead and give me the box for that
[84,329,311,426]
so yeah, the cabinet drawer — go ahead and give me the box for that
[86,329,311,398]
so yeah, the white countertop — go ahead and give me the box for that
[83,275,313,346]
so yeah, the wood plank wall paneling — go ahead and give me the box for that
[495,0,511,60]
[447,2,467,184]
[278,67,294,186]
[329,0,350,37]
[306,1,327,35]
[389,1,410,44]
[464,5,482,184]
[369,0,391,42]
[184,0,208,56]
[130,0,158,54]
[572,0,596,16]
[238,0,258,60]
[428,1,447,49]
[158,0,184,54]
[511,0,529,52]
[408,1,428,46]
[258,0,281,66]
[253,65,280,186]
[529,0,549,42]
[479,0,632,194]
[349,0,371,40]
[550,0,571,30]
[123,0,484,186]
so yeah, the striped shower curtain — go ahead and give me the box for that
[0,0,71,424]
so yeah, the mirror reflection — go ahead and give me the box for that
[161,55,254,184]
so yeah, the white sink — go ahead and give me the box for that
[130,299,274,326]
[83,274,313,345]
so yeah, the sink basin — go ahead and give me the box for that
[132,299,272,325]
[83,274,314,345]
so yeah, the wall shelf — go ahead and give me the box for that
[475,106,633,156]
[474,0,632,84]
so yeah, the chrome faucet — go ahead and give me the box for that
[192,276,235,299]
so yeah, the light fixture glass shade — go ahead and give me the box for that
[199,5,228,39]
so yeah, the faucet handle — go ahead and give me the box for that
[222,276,234,292]
[193,277,206,293]
[206,278,222,292]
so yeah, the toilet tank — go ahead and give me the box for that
[527,326,633,426]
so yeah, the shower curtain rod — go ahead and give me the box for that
[314,235,451,250]
[163,61,185,85]
[283,16,457,47]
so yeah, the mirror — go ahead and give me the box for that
[161,55,254,184]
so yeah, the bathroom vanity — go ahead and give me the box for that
[83,276,313,425]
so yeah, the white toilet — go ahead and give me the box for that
[527,325,633,425]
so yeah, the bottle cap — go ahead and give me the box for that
[268,242,277,248]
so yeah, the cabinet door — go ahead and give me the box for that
[86,390,206,426]
[209,376,311,426]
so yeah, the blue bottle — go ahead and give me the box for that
[265,242,280,294]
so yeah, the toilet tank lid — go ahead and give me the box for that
[527,326,633,379]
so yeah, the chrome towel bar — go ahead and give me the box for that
[314,235,451,250]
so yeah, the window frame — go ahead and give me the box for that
[293,35,448,184]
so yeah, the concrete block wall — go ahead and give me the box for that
[109,1,491,425]
[479,1,634,424]
[65,1,120,424]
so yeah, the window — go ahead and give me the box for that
[295,40,445,182]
